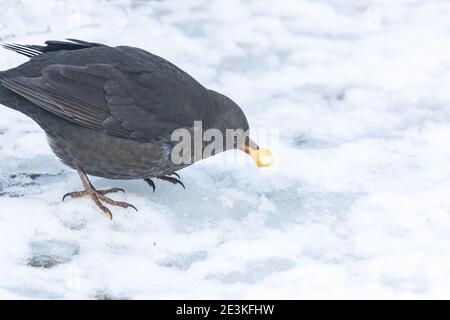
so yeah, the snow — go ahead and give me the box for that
[0,0,450,299]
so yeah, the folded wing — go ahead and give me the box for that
[1,62,210,143]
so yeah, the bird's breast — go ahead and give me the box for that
[45,120,178,180]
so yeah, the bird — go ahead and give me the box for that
[0,39,273,219]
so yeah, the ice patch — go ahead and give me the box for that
[215,258,296,284]
[158,251,208,270]
[28,240,80,268]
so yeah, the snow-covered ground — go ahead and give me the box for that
[0,0,450,299]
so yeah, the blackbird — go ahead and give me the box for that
[0,39,272,218]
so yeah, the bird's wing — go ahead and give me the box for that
[0,63,210,142]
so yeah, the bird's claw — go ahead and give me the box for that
[157,175,185,189]
[143,173,185,194]
[144,178,156,193]
[63,190,87,202]
[167,172,181,179]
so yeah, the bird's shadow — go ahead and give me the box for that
[91,169,241,232]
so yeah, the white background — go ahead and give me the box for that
[0,0,449,299]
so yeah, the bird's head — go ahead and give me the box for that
[208,90,273,167]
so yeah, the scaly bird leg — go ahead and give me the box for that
[63,168,137,219]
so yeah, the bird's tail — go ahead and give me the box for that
[1,39,104,58]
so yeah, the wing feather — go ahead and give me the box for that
[1,60,211,143]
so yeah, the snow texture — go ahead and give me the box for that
[0,0,450,299]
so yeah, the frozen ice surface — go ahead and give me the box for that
[28,240,80,268]
[0,0,450,299]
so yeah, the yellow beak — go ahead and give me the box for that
[241,144,273,167]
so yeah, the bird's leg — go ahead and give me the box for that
[63,168,137,219]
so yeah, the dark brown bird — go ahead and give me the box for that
[0,39,272,218]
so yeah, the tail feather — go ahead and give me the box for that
[1,39,105,58]
[1,43,42,57]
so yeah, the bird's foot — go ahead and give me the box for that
[63,169,137,219]
[63,187,124,200]
[143,172,185,193]
[158,174,185,189]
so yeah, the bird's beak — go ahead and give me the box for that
[239,138,273,167]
